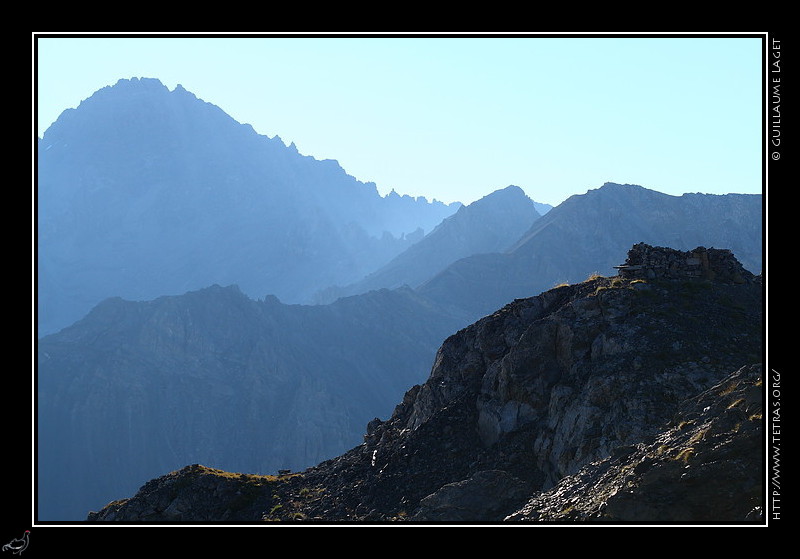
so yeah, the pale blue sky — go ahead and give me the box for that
[34,33,764,206]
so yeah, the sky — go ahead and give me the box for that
[33,33,765,207]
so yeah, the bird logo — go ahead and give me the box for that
[2,531,29,555]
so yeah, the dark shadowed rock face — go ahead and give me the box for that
[88,245,763,524]
[412,470,531,522]
[615,242,755,284]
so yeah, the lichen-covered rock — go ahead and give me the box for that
[506,364,763,522]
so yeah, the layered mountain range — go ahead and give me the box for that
[312,184,544,303]
[87,244,764,523]
[36,78,763,523]
[417,183,762,320]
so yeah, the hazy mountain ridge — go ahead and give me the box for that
[37,77,458,336]
[87,244,763,523]
[417,182,762,321]
[37,283,468,521]
[313,185,542,303]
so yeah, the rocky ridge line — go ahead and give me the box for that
[87,244,763,524]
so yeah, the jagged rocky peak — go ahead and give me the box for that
[351,243,761,521]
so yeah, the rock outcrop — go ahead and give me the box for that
[412,470,531,522]
[507,363,763,522]
[87,244,764,524]
[614,242,754,284]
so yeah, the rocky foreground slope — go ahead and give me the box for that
[88,244,764,524]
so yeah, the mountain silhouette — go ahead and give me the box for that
[313,185,542,303]
[37,77,458,336]
[417,182,762,320]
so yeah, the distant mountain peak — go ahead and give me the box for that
[312,183,542,303]
[113,76,168,89]
[90,76,175,104]
[37,77,460,335]
[474,184,530,202]
[600,181,643,188]
[419,184,762,321]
